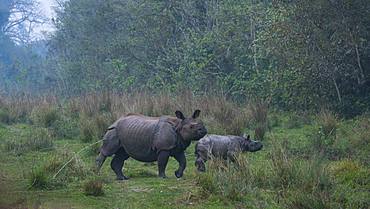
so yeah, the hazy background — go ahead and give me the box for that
[35,0,56,36]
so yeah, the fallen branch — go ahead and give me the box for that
[53,139,103,179]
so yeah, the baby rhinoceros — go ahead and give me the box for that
[195,134,263,172]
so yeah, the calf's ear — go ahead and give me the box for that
[192,109,201,119]
[175,110,186,120]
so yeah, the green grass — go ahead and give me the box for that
[0,112,369,209]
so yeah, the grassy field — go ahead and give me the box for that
[0,94,369,209]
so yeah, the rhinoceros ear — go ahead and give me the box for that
[175,110,185,120]
[192,109,201,119]
[246,135,250,140]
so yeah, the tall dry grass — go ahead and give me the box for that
[0,91,262,140]
[248,100,269,140]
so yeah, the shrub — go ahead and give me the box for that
[28,167,50,189]
[83,178,104,196]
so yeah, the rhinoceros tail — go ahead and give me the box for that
[194,142,199,155]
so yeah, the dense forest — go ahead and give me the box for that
[1,0,369,115]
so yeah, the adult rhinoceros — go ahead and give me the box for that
[195,134,262,172]
[96,110,207,180]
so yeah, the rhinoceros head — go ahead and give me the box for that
[241,134,263,152]
[175,110,207,142]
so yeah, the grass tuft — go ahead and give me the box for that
[83,178,104,196]
[28,167,50,189]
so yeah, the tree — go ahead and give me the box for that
[1,0,46,44]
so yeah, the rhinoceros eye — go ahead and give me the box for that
[190,122,199,129]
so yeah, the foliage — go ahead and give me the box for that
[28,166,51,189]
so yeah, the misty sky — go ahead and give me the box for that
[39,0,55,18]
[33,0,56,37]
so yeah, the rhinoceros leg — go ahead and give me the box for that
[195,155,206,172]
[157,150,170,178]
[174,151,186,178]
[195,147,208,172]
[110,147,130,180]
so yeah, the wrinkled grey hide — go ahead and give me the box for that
[195,134,262,172]
[96,110,207,179]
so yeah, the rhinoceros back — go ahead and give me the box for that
[115,115,159,162]
[197,135,241,158]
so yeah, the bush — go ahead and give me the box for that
[83,178,104,196]
[28,167,50,189]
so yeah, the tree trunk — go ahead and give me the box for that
[332,77,342,104]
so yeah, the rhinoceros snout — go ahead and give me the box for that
[197,128,207,138]
[250,141,263,152]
